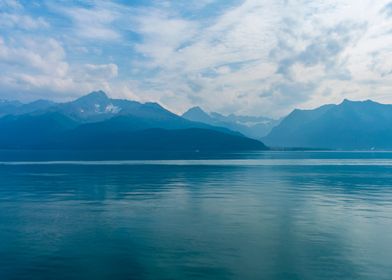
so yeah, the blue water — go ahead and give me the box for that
[0,151,392,279]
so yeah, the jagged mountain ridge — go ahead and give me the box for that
[0,91,268,151]
[182,106,279,139]
[263,99,392,149]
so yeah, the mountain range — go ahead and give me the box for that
[0,91,267,151]
[2,92,391,151]
[263,99,392,150]
[182,106,279,139]
[0,99,55,117]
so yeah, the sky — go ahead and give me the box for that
[0,0,391,117]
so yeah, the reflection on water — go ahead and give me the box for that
[0,152,392,279]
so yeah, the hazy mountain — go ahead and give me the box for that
[51,128,267,150]
[183,107,213,124]
[0,112,78,149]
[0,100,22,116]
[0,91,267,151]
[182,106,279,139]
[263,99,392,149]
[51,91,124,122]
[0,99,54,117]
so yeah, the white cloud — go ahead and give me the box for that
[0,0,22,10]
[0,13,49,30]
[0,0,391,117]
[0,0,48,30]
[50,3,123,41]
[83,63,118,79]
[0,35,121,101]
[130,9,199,67]
[126,0,392,117]
[289,63,325,84]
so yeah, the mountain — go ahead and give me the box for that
[182,106,279,139]
[0,112,78,149]
[0,99,54,117]
[0,100,23,116]
[51,91,124,122]
[263,99,392,149]
[0,91,268,151]
[48,128,266,150]
[183,107,213,124]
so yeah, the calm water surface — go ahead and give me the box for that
[0,151,392,279]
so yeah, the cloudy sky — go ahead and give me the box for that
[1,0,391,117]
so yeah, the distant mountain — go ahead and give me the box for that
[0,100,22,116]
[52,91,245,135]
[183,107,212,124]
[182,106,279,139]
[51,91,141,122]
[0,91,268,151]
[0,99,54,117]
[50,128,266,150]
[263,99,392,149]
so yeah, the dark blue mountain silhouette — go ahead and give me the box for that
[0,91,267,151]
[182,106,279,139]
[0,99,54,117]
[263,99,392,149]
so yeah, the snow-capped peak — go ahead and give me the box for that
[105,104,121,114]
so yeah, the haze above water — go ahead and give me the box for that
[1,151,392,280]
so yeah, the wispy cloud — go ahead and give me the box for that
[0,33,123,101]
[0,0,22,9]
[125,0,392,116]
[48,2,124,41]
[0,0,391,117]
[0,13,49,30]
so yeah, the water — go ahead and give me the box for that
[0,151,392,279]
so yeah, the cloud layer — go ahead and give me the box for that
[0,0,391,117]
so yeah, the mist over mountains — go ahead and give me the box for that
[182,107,280,139]
[2,91,392,151]
[0,99,55,117]
[0,91,267,151]
[263,99,392,150]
